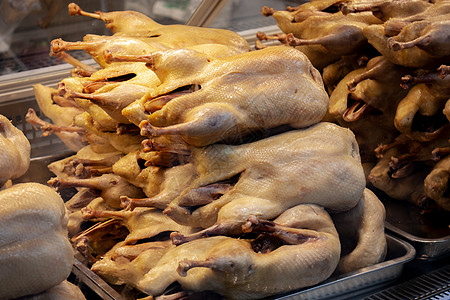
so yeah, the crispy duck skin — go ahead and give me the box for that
[136,204,340,299]
[116,46,329,147]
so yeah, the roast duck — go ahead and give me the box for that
[23,2,389,299]
[260,0,450,213]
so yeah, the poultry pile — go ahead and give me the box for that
[259,0,450,212]
[0,114,85,299]
[28,3,387,299]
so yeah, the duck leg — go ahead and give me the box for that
[68,3,102,19]
[51,50,97,76]
[48,173,145,209]
[242,216,317,244]
[26,108,86,136]
[120,194,173,211]
[51,38,102,54]
[141,103,239,147]
[285,27,366,56]
[60,83,148,124]
[388,21,450,57]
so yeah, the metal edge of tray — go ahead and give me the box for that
[274,234,416,300]
[72,254,124,300]
[385,221,450,260]
[71,234,415,300]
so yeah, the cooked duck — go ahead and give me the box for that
[136,204,340,299]
[116,46,329,146]
[424,154,450,210]
[395,67,450,142]
[332,188,387,274]
[0,114,31,187]
[0,183,73,299]
[340,0,432,21]
[165,122,365,235]
[261,4,381,68]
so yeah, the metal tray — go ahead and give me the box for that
[381,196,450,260]
[67,234,414,300]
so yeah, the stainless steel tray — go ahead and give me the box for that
[382,196,450,260]
[72,254,123,300]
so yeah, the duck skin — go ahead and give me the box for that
[165,122,365,237]
[115,46,329,147]
[0,114,31,187]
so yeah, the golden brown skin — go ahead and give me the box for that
[330,56,410,126]
[32,84,86,151]
[81,206,196,245]
[48,173,145,209]
[367,132,449,208]
[90,240,175,286]
[322,53,368,94]
[364,0,450,68]
[340,0,432,21]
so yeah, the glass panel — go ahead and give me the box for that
[0,0,203,76]
[0,0,304,76]
[210,0,305,32]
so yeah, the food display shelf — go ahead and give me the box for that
[12,151,449,300]
[3,48,450,300]
[1,1,450,297]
